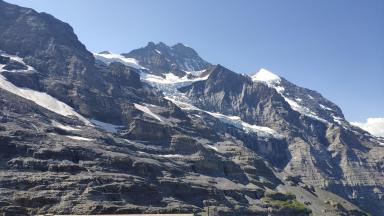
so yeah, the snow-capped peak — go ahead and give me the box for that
[93,52,145,70]
[251,68,281,84]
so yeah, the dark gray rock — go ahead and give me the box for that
[1,70,42,90]
[0,55,10,64]
[3,60,27,70]
[122,119,172,141]
[170,135,203,154]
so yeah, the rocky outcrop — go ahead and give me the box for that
[122,119,172,141]
[1,70,42,90]
[170,135,203,154]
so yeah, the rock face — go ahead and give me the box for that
[179,65,299,129]
[0,1,383,216]
[180,65,384,215]
[0,0,94,80]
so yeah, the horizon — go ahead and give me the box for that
[4,0,384,123]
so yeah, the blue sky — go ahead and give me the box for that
[6,0,384,122]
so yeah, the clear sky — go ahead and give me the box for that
[5,0,384,122]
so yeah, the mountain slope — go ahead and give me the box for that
[0,1,382,216]
[179,64,384,215]
[251,68,345,124]
[0,0,93,80]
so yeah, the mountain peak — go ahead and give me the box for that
[172,42,189,49]
[144,41,169,50]
[251,68,281,83]
[123,42,211,76]
[208,64,249,84]
[147,41,156,47]
[155,41,168,49]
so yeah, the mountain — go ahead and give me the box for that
[0,1,383,216]
[251,68,345,124]
[122,42,211,77]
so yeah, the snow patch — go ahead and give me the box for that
[166,97,282,138]
[208,112,283,138]
[184,69,207,77]
[93,52,144,69]
[320,104,333,111]
[274,86,285,93]
[332,115,343,125]
[52,121,81,131]
[283,97,328,123]
[66,136,94,141]
[141,72,208,85]
[159,154,184,158]
[0,73,90,125]
[0,51,35,71]
[134,103,163,122]
[90,119,123,133]
[351,118,384,138]
[251,68,281,84]
[207,145,218,152]
[142,71,208,112]
[165,97,198,110]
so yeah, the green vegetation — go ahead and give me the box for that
[270,199,310,212]
[265,191,296,201]
[263,191,312,215]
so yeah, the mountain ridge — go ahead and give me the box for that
[122,41,211,78]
